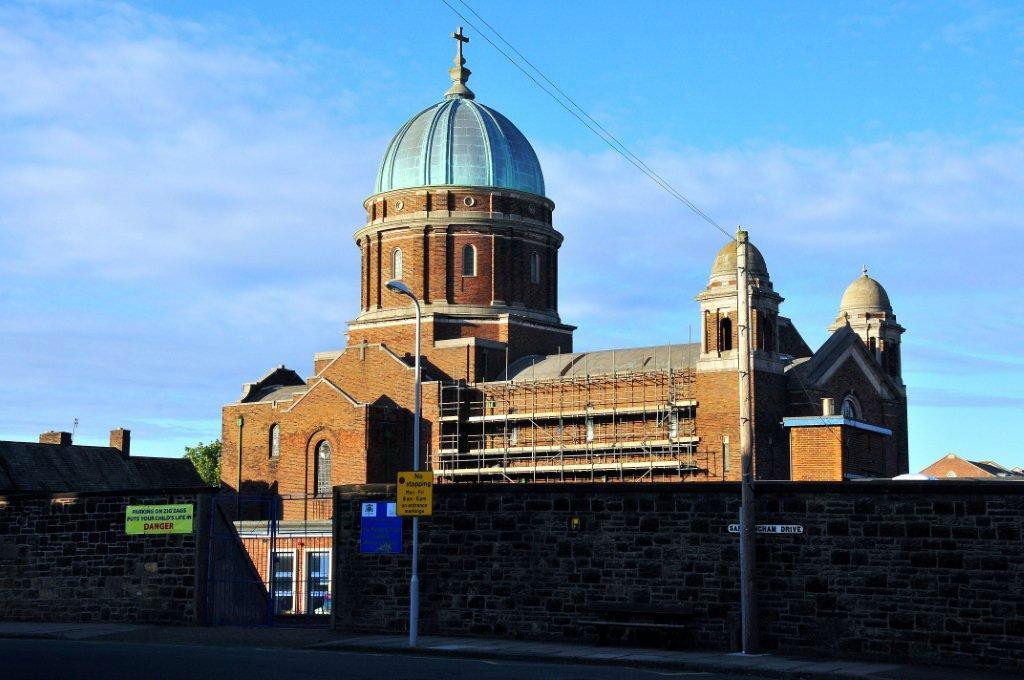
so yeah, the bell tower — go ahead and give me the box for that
[829,267,905,386]
[696,231,785,375]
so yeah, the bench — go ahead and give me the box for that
[579,603,696,649]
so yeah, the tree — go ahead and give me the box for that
[184,440,221,486]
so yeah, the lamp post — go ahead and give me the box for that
[385,279,422,648]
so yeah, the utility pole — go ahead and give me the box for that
[736,228,759,654]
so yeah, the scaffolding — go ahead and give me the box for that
[436,362,701,483]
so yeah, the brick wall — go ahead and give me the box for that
[0,491,211,624]
[333,481,1024,671]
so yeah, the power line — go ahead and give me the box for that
[439,4,845,452]
[439,0,733,241]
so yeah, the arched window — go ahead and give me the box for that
[841,395,861,420]
[315,440,332,495]
[719,317,733,352]
[391,248,403,279]
[462,244,476,276]
[529,252,540,284]
[269,424,280,459]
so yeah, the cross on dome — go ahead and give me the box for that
[445,26,475,100]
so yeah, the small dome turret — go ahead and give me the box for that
[709,238,769,280]
[839,267,892,314]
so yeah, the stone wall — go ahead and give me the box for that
[332,481,1024,671]
[0,490,211,624]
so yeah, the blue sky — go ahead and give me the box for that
[1,0,1022,471]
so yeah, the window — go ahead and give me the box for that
[585,418,595,443]
[530,252,540,284]
[269,424,280,459]
[306,551,331,615]
[841,395,861,420]
[759,313,774,352]
[669,412,679,439]
[946,471,957,478]
[723,436,730,473]
[508,425,518,447]
[315,440,332,495]
[719,317,733,351]
[462,244,476,276]
[391,248,403,279]
[270,551,295,614]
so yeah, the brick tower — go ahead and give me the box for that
[347,28,574,382]
[694,231,787,479]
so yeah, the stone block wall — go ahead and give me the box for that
[0,490,211,624]
[333,481,1024,671]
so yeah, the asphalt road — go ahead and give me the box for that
[0,638,753,680]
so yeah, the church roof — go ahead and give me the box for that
[374,28,545,197]
[504,343,700,382]
[375,98,545,197]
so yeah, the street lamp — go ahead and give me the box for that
[385,278,422,648]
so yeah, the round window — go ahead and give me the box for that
[394,200,404,211]
[463,196,476,207]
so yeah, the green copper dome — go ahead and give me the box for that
[374,28,545,197]
[375,97,545,197]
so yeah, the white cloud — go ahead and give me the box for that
[1,2,1021,468]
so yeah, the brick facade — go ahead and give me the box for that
[333,481,1024,671]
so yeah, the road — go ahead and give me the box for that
[1,638,754,679]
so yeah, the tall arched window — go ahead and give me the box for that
[462,244,476,276]
[529,252,540,284]
[391,248,403,279]
[719,317,733,351]
[315,440,332,495]
[269,424,280,459]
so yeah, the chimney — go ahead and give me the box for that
[110,428,131,458]
[40,431,73,446]
[821,398,835,416]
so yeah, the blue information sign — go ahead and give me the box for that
[359,501,402,554]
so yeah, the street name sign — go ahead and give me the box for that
[397,471,432,516]
[125,504,194,535]
[360,501,401,554]
[728,524,804,535]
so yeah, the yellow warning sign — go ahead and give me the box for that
[125,504,194,535]
[397,471,432,516]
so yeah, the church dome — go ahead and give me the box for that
[374,28,544,197]
[375,98,545,196]
[710,238,769,279]
[839,268,891,312]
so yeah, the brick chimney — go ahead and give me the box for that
[40,431,72,446]
[110,428,131,458]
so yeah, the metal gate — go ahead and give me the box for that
[205,493,333,626]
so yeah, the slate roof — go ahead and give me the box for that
[967,460,1024,478]
[0,441,207,494]
[504,343,701,382]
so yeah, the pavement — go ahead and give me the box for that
[0,621,1017,680]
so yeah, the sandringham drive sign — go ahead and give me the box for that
[125,504,194,535]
